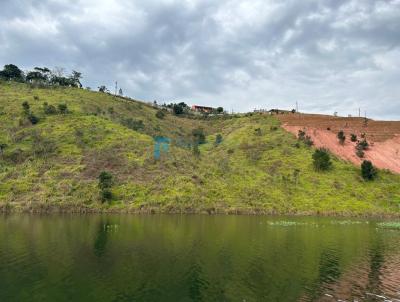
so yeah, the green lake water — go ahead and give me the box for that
[0,215,399,301]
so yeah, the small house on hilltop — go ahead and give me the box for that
[191,105,214,113]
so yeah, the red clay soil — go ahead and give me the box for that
[276,113,400,174]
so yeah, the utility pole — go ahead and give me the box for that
[358,108,361,118]
[296,101,298,113]
[115,81,118,96]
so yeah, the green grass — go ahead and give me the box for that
[1,81,400,215]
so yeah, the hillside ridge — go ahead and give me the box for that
[1,82,400,216]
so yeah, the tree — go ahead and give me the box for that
[118,88,123,96]
[99,171,113,190]
[350,134,357,142]
[98,171,113,202]
[70,70,82,88]
[0,64,23,81]
[312,148,332,171]
[26,71,47,83]
[337,130,346,145]
[98,85,108,93]
[361,160,377,180]
[216,107,224,114]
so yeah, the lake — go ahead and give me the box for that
[0,215,399,301]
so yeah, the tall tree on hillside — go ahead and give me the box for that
[0,64,24,81]
[70,70,82,88]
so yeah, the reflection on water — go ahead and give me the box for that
[0,215,399,302]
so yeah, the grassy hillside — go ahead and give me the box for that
[1,82,400,215]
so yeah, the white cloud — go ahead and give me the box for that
[0,0,399,119]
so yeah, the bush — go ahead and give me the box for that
[28,114,39,125]
[58,103,68,114]
[350,133,357,142]
[156,110,165,119]
[361,160,377,180]
[22,101,30,114]
[304,135,314,147]
[356,149,365,158]
[192,128,206,144]
[122,118,144,131]
[312,148,332,171]
[43,102,57,114]
[215,134,223,145]
[101,189,113,202]
[356,139,369,151]
[298,130,306,140]
[98,171,113,190]
[337,130,346,145]
[298,130,313,146]
[0,143,7,157]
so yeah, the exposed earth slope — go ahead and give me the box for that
[278,114,400,174]
[1,82,400,215]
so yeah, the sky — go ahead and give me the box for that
[1,0,400,120]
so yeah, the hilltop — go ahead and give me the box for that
[0,82,400,216]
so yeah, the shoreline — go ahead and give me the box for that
[1,203,399,219]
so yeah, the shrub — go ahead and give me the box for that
[254,128,262,136]
[361,160,377,180]
[28,114,39,125]
[0,143,7,157]
[108,107,114,114]
[312,148,332,171]
[337,130,346,145]
[43,102,57,114]
[156,110,165,119]
[22,101,30,114]
[98,171,113,190]
[304,135,314,147]
[350,133,357,142]
[58,103,68,114]
[33,96,39,101]
[356,149,365,158]
[215,134,223,145]
[356,139,369,151]
[98,171,113,202]
[192,128,206,145]
[101,189,113,202]
[298,130,306,140]
[122,118,144,131]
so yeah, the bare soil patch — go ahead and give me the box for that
[277,113,400,173]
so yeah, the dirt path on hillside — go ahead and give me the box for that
[282,124,400,174]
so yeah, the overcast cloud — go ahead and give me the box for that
[1,0,400,119]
